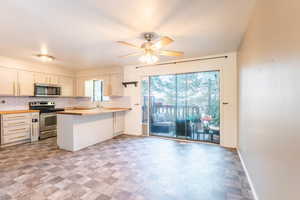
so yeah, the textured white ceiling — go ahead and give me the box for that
[0,0,255,69]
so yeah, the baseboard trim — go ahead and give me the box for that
[237,150,259,200]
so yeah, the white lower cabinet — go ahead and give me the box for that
[2,119,30,128]
[2,113,31,121]
[2,127,30,144]
[1,112,38,146]
[31,113,39,142]
[113,112,125,136]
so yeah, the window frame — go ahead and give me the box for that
[85,79,104,102]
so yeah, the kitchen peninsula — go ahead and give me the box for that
[57,108,130,151]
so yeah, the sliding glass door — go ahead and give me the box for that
[175,73,188,139]
[146,71,220,144]
[185,72,220,143]
[149,75,176,137]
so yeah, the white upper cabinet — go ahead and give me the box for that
[34,73,48,84]
[18,71,35,96]
[0,67,18,96]
[35,73,75,96]
[0,68,75,97]
[48,75,59,85]
[110,73,123,96]
[98,73,123,97]
[60,76,74,96]
[101,75,111,97]
[34,73,59,85]
[76,77,89,97]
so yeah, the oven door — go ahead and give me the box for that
[40,113,57,132]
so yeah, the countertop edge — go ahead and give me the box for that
[57,108,131,116]
[0,110,40,114]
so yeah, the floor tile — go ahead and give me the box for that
[0,135,253,200]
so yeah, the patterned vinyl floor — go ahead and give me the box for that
[0,135,253,200]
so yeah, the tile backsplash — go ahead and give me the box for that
[0,96,131,111]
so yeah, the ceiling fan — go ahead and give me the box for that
[117,33,184,64]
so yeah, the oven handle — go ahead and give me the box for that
[41,129,57,134]
[40,113,57,117]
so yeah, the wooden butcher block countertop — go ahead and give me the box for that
[0,110,39,114]
[57,108,131,116]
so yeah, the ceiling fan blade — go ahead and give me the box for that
[119,52,142,58]
[152,36,174,49]
[117,41,141,49]
[159,50,184,57]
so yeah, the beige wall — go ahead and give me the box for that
[123,52,238,148]
[238,0,300,199]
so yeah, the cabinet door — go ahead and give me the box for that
[76,77,87,97]
[101,75,111,96]
[49,75,59,85]
[113,112,125,135]
[34,73,49,84]
[60,76,74,96]
[18,71,35,96]
[110,73,123,96]
[0,67,18,96]
[34,73,59,85]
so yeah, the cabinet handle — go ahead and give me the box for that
[7,122,26,126]
[18,82,21,96]
[11,135,26,140]
[13,81,16,96]
[8,128,27,132]
[7,116,26,119]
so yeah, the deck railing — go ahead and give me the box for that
[142,103,203,123]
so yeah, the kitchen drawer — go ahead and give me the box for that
[3,119,31,128]
[2,113,31,121]
[3,126,30,136]
[2,131,30,144]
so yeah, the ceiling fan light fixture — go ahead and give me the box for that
[117,32,182,64]
[139,54,158,64]
[35,54,55,62]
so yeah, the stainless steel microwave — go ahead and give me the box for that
[34,84,61,96]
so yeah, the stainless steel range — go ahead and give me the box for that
[29,101,64,139]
